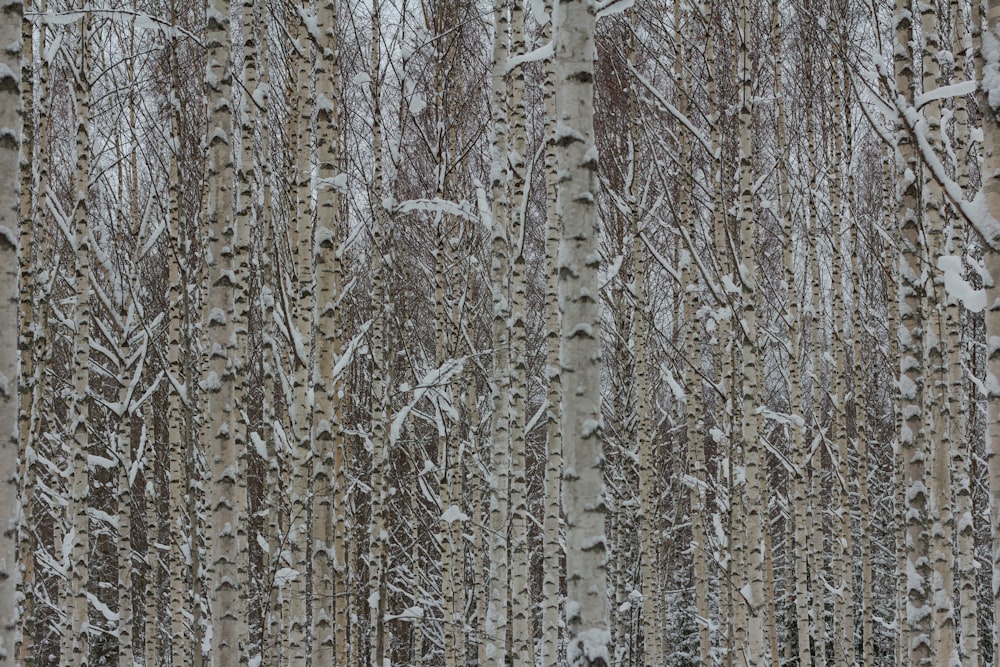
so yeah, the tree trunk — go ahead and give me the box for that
[203,0,245,658]
[554,1,608,663]
[0,0,20,657]
[63,9,92,664]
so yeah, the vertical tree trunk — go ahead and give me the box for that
[63,9,92,664]
[487,2,511,663]
[312,0,341,660]
[895,0,933,662]
[144,449,158,667]
[919,1,958,660]
[203,0,245,658]
[166,0,191,661]
[0,0,20,657]
[554,1,608,664]
[541,4,563,662]
[735,2,765,662]
[288,5,315,661]
[367,4,389,665]
[636,6,663,664]
[950,3,980,666]
[507,0,532,662]
[978,4,1000,665]
[14,1,32,662]
[828,58,857,667]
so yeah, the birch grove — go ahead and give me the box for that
[11,0,1000,665]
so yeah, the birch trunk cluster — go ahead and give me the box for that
[9,0,1000,665]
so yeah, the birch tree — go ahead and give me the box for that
[0,0,20,658]
[554,0,608,664]
[203,0,245,657]
[978,2,1000,663]
[63,9,93,664]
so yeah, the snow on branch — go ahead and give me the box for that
[393,198,480,225]
[30,9,203,45]
[914,80,977,111]
[629,65,713,156]
[596,0,635,19]
[506,40,553,73]
[389,357,467,447]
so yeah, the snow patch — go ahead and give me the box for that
[441,505,469,523]
[938,254,985,312]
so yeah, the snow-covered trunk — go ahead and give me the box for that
[144,461,158,667]
[254,21,283,667]
[231,0,253,656]
[113,77,142,665]
[979,4,1000,665]
[437,226,458,667]
[776,5,810,660]
[312,0,340,660]
[508,1,532,662]
[919,1,958,661]
[202,0,245,658]
[635,6,662,664]
[115,311,134,667]
[889,167,908,667]
[895,0,933,661]
[806,163,826,667]
[702,5,734,660]
[829,60,857,667]
[772,3,811,663]
[166,2,191,660]
[541,5,563,662]
[486,2,511,663]
[0,0,19,658]
[15,4,34,662]
[803,47,830,664]
[553,0,608,663]
[63,10,92,665]
[850,71,875,667]
[473,409,490,667]
[951,2,980,664]
[367,4,389,665]
[426,11,464,663]
[735,2,764,662]
[287,6,315,662]
[705,7,739,662]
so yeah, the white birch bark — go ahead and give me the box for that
[773,2,811,661]
[978,4,1000,665]
[63,10,92,664]
[541,5,562,663]
[806,154,827,667]
[0,0,20,658]
[951,5,980,665]
[636,6,662,664]
[918,2,959,661]
[203,0,245,658]
[166,0,191,661]
[554,1,608,663]
[829,60,857,667]
[895,0,933,661]
[144,461,158,667]
[312,0,341,659]
[486,3,511,663]
[367,4,389,665]
[287,6,315,660]
[14,4,34,660]
[735,3,764,661]
[507,2,532,662]
[847,67,875,667]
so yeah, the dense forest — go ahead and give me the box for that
[4,0,1000,665]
